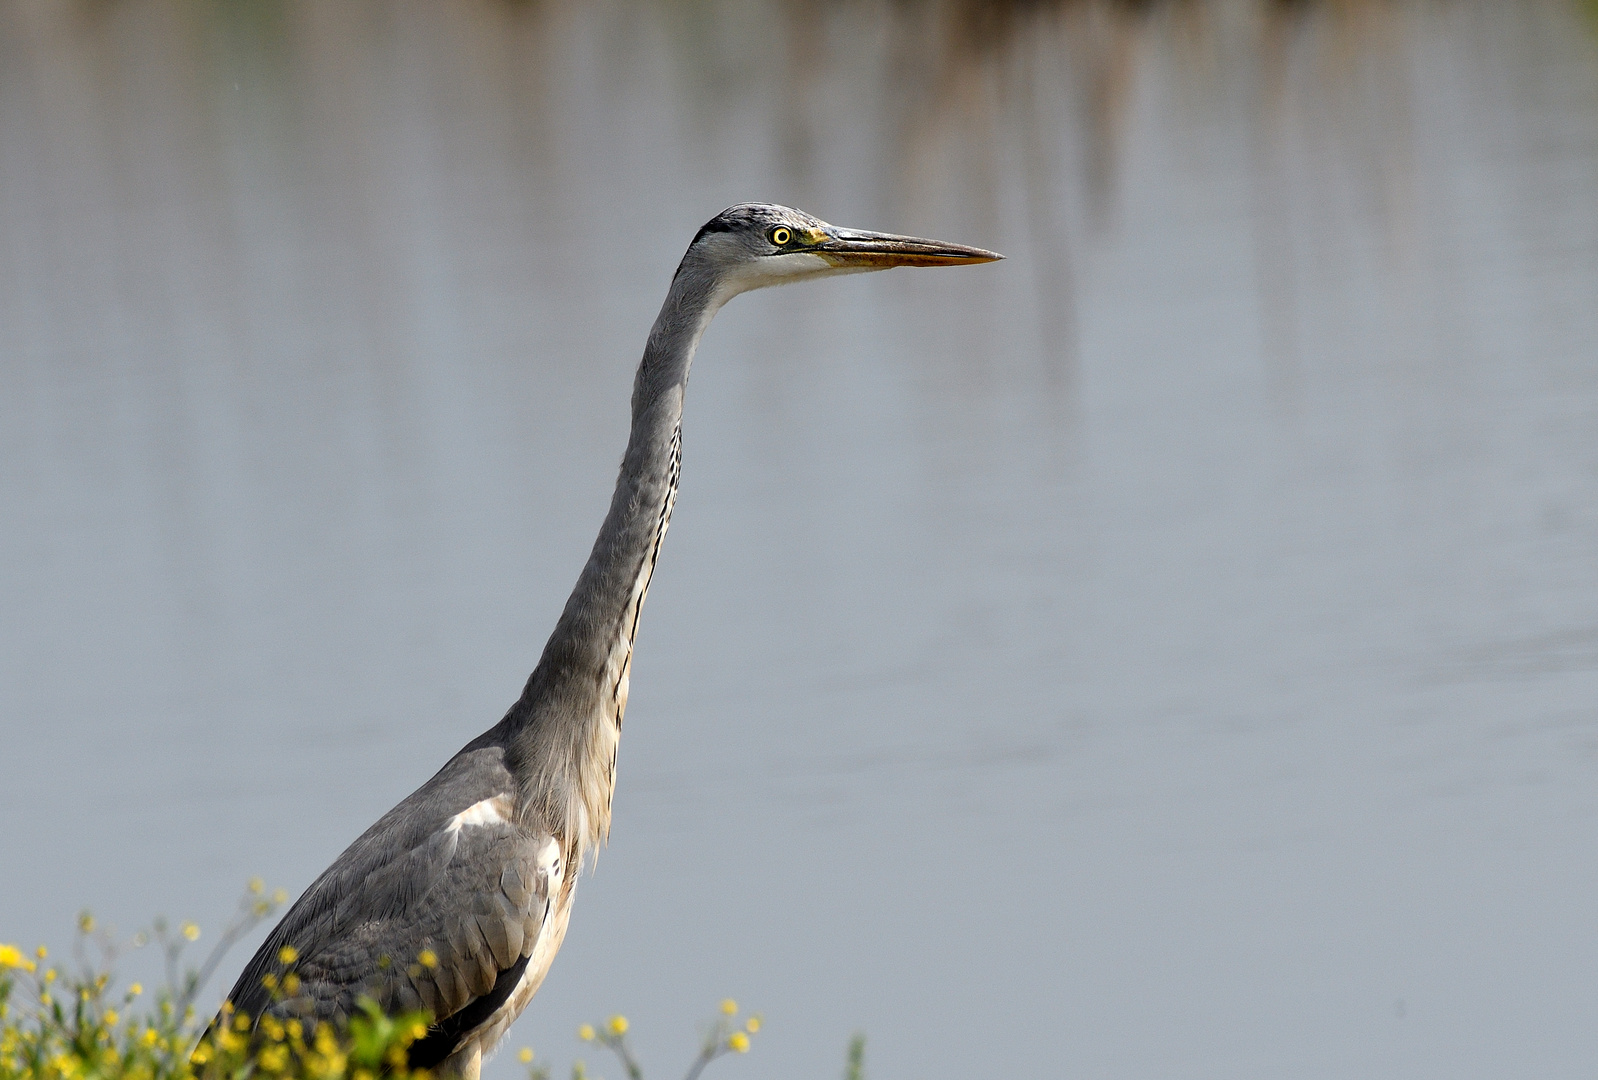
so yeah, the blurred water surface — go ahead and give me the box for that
[4,1,1598,1077]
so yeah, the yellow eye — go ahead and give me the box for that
[769,226,792,247]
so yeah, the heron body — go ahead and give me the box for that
[218,204,999,1078]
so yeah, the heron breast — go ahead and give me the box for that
[448,886,575,1069]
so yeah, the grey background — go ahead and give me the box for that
[4,2,1598,1078]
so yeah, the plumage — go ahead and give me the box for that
[213,205,998,1078]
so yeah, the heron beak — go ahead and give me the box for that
[814,228,1003,268]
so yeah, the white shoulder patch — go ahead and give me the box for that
[446,795,513,835]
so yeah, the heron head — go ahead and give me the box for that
[678,203,1002,301]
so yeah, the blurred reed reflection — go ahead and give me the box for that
[4,3,1598,1080]
[7,0,1584,404]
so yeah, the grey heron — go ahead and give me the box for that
[217,203,1000,1077]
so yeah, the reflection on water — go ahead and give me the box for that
[4,2,1598,1078]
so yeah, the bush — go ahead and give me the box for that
[0,885,780,1080]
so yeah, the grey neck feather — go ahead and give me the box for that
[501,256,726,795]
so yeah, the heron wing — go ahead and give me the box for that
[223,742,563,1057]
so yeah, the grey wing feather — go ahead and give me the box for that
[225,742,559,1038]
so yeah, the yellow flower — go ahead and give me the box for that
[35,946,47,960]
[728,1032,750,1053]
[272,889,289,904]
[0,944,36,972]
[282,974,301,995]
[607,1015,628,1036]
[576,1024,595,1042]
[720,998,737,1016]
[127,983,142,997]
[104,1010,119,1026]
[77,914,95,935]
[141,1029,159,1048]
[44,968,57,983]
[278,946,298,965]
[262,973,278,990]
[417,950,439,969]
[518,1048,534,1064]
[745,1017,761,1033]
[181,923,201,942]
[249,877,265,895]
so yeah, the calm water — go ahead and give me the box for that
[4,1,1598,1077]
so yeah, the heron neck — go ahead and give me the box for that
[504,268,724,766]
